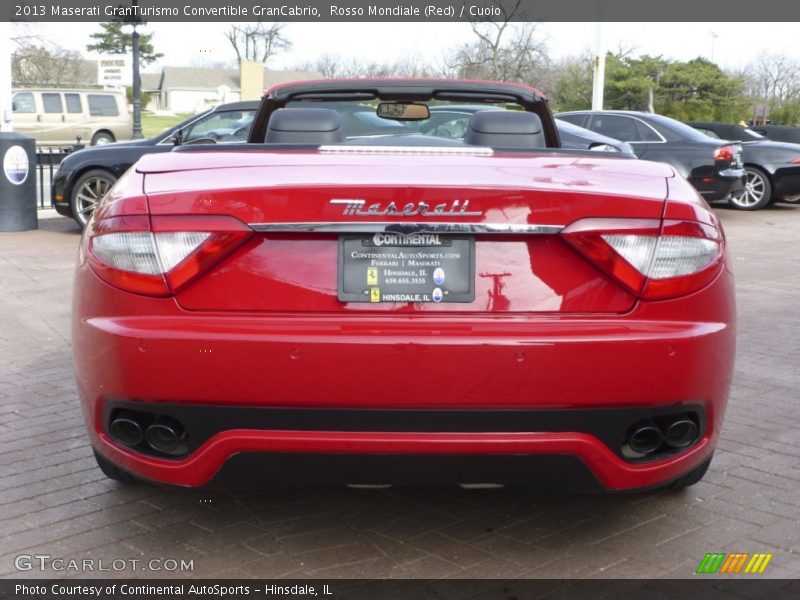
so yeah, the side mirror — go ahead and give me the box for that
[171,130,183,146]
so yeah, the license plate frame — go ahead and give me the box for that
[338,233,475,303]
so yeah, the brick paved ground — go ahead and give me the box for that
[1,206,799,580]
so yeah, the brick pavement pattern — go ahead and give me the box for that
[1,207,799,580]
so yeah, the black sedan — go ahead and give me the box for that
[749,125,800,145]
[556,111,747,207]
[414,105,636,155]
[53,101,258,227]
[688,121,800,208]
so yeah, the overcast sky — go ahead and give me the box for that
[18,21,800,75]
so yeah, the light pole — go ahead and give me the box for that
[121,10,144,139]
[710,31,718,63]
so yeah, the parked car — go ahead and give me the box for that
[410,105,636,156]
[687,121,800,209]
[556,111,746,207]
[52,101,257,227]
[74,79,734,492]
[749,124,800,145]
[12,88,131,146]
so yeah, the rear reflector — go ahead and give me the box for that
[562,218,723,300]
[86,215,251,296]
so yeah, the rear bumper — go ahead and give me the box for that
[74,264,736,491]
[693,169,746,201]
[51,171,72,216]
[770,164,800,197]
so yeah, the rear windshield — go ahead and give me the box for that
[88,94,119,117]
[285,100,519,142]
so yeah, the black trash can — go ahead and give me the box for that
[0,132,38,232]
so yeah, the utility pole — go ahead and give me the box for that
[591,22,605,110]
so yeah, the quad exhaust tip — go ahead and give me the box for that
[109,417,144,447]
[144,421,187,455]
[628,425,664,455]
[109,411,187,457]
[665,419,699,449]
[624,414,700,459]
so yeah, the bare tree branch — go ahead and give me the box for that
[225,22,291,65]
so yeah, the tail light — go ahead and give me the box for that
[85,215,251,296]
[713,145,734,162]
[561,218,724,300]
[791,155,800,164]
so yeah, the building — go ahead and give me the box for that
[142,66,321,114]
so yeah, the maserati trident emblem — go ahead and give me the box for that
[330,198,482,217]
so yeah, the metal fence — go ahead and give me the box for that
[35,145,84,209]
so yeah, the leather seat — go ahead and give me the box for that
[265,108,345,144]
[464,111,546,148]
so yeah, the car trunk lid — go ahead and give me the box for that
[140,150,671,314]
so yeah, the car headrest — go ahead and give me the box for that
[265,108,345,144]
[464,111,545,148]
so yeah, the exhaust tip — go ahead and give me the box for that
[665,419,699,449]
[109,417,144,447]
[628,425,664,456]
[144,421,186,455]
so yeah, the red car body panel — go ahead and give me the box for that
[74,88,735,491]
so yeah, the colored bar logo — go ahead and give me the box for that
[696,552,773,574]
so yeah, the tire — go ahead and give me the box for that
[93,449,138,484]
[91,131,115,145]
[70,169,117,228]
[661,455,713,491]
[728,166,773,210]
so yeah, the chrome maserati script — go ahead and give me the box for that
[330,198,482,217]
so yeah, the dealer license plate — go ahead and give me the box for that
[338,233,475,303]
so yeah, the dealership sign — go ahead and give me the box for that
[97,55,131,86]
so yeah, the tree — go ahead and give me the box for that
[548,54,593,112]
[225,22,291,64]
[86,22,163,67]
[13,40,95,87]
[741,53,800,125]
[600,54,746,121]
[443,0,548,83]
[657,58,746,121]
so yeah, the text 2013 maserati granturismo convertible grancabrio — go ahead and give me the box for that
[73,79,736,492]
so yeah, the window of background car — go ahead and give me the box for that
[65,93,82,114]
[695,128,721,139]
[744,128,765,139]
[42,93,63,114]
[588,115,641,142]
[88,94,119,117]
[11,92,35,113]
[555,113,588,127]
[183,110,256,141]
[634,120,663,142]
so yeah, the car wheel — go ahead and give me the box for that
[91,132,115,145]
[93,449,138,484]
[661,455,713,491]
[728,166,772,210]
[70,169,118,228]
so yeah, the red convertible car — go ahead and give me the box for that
[73,79,736,492]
